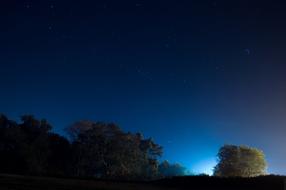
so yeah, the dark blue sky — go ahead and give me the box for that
[1,0,286,174]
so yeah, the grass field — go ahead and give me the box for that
[0,174,284,190]
[0,174,171,190]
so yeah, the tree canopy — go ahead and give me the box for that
[0,114,271,180]
[67,121,163,179]
[0,114,164,180]
[214,145,267,177]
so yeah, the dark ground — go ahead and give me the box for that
[0,174,284,190]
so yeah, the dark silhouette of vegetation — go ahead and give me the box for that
[158,160,188,177]
[0,114,163,180]
[0,113,274,187]
[0,114,71,176]
[214,144,267,177]
[67,121,162,179]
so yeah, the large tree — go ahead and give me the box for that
[67,121,163,179]
[0,114,26,174]
[0,114,73,176]
[19,115,52,175]
[46,133,72,176]
[214,145,267,177]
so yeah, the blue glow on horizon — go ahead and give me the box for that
[192,158,217,175]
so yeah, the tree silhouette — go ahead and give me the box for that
[0,114,26,173]
[19,115,52,174]
[214,145,267,177]
[47,133,72,176]
[0,114,73,176]
[67,121,162,179]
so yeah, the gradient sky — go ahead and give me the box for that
[1,0,286,175]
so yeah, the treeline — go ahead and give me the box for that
[0,114,186,180]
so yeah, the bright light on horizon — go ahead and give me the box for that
[192,158,217,176]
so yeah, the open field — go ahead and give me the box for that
[154,175,285,190]
[0,174,284,190]
[0,174,171,190]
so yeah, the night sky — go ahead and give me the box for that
[1,0,286,175]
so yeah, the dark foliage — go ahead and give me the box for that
[46,133,72,176]
[0,114,163,180]
[0,114,71,176]
[67,121,162,179]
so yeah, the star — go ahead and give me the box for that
[244,48,251,55]
[25,4,31,9]
[212,1,217,7]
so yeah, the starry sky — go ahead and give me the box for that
[1,0,286,175]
